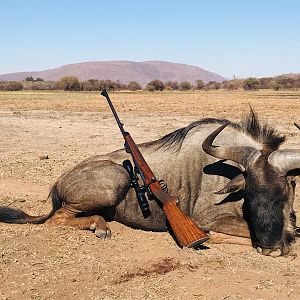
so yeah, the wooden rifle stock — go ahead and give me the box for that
[101,89,209,248]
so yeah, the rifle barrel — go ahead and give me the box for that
[101,89,126,136]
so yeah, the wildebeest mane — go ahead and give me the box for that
[156,110,285,152]
[241,109,285,151]
[156,118,233,151]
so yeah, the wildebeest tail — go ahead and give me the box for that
[0,184,62,224]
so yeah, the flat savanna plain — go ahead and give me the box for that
[0,90,300,300]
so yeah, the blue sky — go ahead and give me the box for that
[0,0,299,78]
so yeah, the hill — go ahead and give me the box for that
[0,60,225,85]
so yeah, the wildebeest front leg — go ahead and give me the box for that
[206,216,252,246]
[208,232,252,246]
[46,207,111,239]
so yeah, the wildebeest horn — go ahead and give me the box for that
[268,149,300,173]
[215,173,246,194]
[268,123,300,173]
[202,123,260,168]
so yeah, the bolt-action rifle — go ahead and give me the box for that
[101,89,209,248]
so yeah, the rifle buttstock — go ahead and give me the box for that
[162,201,209,248]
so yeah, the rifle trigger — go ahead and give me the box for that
[158,179,168,193]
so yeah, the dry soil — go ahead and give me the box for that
[0,90,300,300]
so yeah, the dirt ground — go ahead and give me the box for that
[0,90,300,300]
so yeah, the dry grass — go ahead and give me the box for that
[1,89,299,116]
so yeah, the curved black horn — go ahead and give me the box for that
[202,123,260,168]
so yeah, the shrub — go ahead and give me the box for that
[24,76,44,82]
[258,77,273,89]
[0,81,23,91]
[145,80,164,91]
[30,82,52,90]
[59,76,80,91]
[103,80,119,91]
[179,81,192,91]
[145,85,155,92]
[126,81,142,91]
[80,79,102,91]
[243,77,259,90]
[94,79,124,91]
[164,81,179,90]
[275,77,296,89]
[205,81,221,90]
[222,80,242,90]
[195,80,204,90]
[272,83,281,91]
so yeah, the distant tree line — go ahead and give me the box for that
[25,76,45,82]
[1,75,300,91]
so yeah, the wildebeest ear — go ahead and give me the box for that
[214,173,245,194]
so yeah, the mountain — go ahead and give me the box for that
[0,60,226,85]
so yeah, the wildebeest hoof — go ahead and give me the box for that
[256,247,281,257]
[95,229,112,239]
[90,223,96,231]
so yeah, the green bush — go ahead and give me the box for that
[243,77,259,90]
[179,81,192,91]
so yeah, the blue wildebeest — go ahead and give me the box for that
[0,111,299,256]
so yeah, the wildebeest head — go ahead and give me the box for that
[203,119,300,256]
